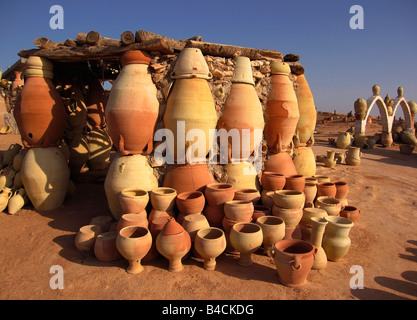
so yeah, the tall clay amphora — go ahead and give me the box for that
[11,70,24,97]
[292,146,316,177]
[14,56,67,148]
[295,74,316,146]
[104,154,158,220]
[217,56,264,161]
[105,50,158,155]
[164,48,217,163]
[20,147,70,211]
[265,61,299,153]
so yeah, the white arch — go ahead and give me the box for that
[391,97,412,130]
[355,95,390,133]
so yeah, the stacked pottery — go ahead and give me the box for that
[194,227,226,270]
[253,205,272,221]
[233,188,261,205]
[204,183,235,227]
[334,180,349,206]
[149,187,177,223]
[284,174,305,192]
[143,216,170,262]
[315,196,342,216]
[272,190,305,240]
[94,231,122,262]
[115,213,149,234]
[182,214,210,252]
[317,182,337,198]
[176,190,206,223]
[223,161,261,191]
[229,222,263,266]
[299,207,328,241]
[156,217,192,272]
[119,188,149,216]
[322,216,354,261]
[303,182,317,208]
[256,215,285,255]
[260,172,286,203]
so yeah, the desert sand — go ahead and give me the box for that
[0,113,416,302]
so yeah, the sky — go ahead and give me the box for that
[0,0,416,115]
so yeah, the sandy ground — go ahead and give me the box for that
[0,114,416,301]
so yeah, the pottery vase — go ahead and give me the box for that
[0,187,12,212]
[143,216,170,262]
[194,227,226,270]
[354,98,367,120]
[273,190,305,209]
[353,132,367,148]
[12,149,25,172]
[292,146,316,177]
[261,172,286,191]
[74,224,103,253]
[272,205,303,229]
[229,222,263,266]
[334,152,345,164]
[224,161,260,191]
[284,175,305,192]
[181,213,210,242]
[119,188,149,215]
[317,182,337,198]
[116,226,152,274]
[303,182,317,206]
[14,56,66,148]
[0,167,15,189]
[323,150,336,169]
[204,183,235,208]
[381,132,393,147]
[176,191,206,216]
[340,205,360,224]
[336,132,351,149]
[233,189,261,205]
[170,48,212,79]
[256,215,285,255]
[20,147,69,211]
[345,147,361,166]
[94,231,122,262]
[87,127,112,171]
[106,50,158,155]
[299,207,328,241]
[3,143,22,166]
[315,196,342,216]
[295,74,317,146]
[264,151,298,177]
[334,180,349,203]
[224,200,254,221]
[309,217,328,270]
[322,216,354,261]
[11,70,24,97]
[115,213,149,234]
[104,153,158,220]
[7,188,27,214]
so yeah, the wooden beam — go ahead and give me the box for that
[75,32,121,47]
[33,37,57,49]
[120,31,135,46]
[135,30,186,51]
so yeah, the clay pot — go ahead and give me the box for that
[381,132,393,147]
[256,216,285,255]
[164,78,217,162]
[253,205,272,221]
[85,77,107,129]
[303,182,317,205]
[299,207,328,241]
[399,144,415,155]
[143,216,170,262]
[336,132,351,149]
[272,205,303,229]
[284,174,305,192]
[224,161,260,191]
[305,176,318,185]
[0,187,13,212]
[273,190,305,209]
[309,217,328,270]
[324,151,336,169]
[89,215,114,232]
[94,231,122,262]
[261,191,275,209]
[119,188,149,214]
[115,213,149,234]
[20,147,69,211]
[261,172,286,191]
[105,50,158,155]
[156,217,192,272]
[7,188,28,215]
[354,132,367,148]
[11,70,24,97]
[148,209,173,223]
[163,163,215,195]
[271,239,316,287]
[264,151,298,177]
[171,48,212,79]
[229,222,263,266]
[317,182,337,198]
[204,183,235,208]
[222,215,251,235]
[315,196,342,216]
[151,187,177,212]
[334,181,349,201]
[3,143,22,166]
[322,216,354,261]
[204,205,224,228]
[334,152,346,164]
[354,98,367,120]
[224,200,254,221]
[340,205,360,224]
[265,62,299,152]
[116,226,152,274]
[176,191,205,215]
[87,127,112,171]
[104,153,158,220]
[230,56,255,85]
[74,224,102,253]
[233,189,261,205]
[292,147,316,177]
[0,167,16,189]
[182,214,210,242]
[14,57,67,148]
[194,227,226,270]
[345,147,361,166]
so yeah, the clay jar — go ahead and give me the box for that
[94,231,122,262]
[324,151,336,169]
[224,161,260,191]
[322,216,354,261]
[0,188,13,212]
[340,205,360,224]
[89,215,114,232]
[170,48,212,79]
[317,182,337,198]
[156,217,192,272]
[176,191,206,215]
[194,227,226,271]
[204,183,235,208]
[273,190,305,209]
[229,222,263,266]
[256,215,285,255]
[7,188,27,214]
[181,214,210,242]
[261,172,286,191]
[345,147,361,166]
[284,175,305,192]
[336,132,351,149]
[14,56,67,148]
[115,213,149,234]
[233,189,261,205]
[116,226,152,274]
[105,50,158,155]
[292,147,316,177]
[264,151,298,177]
[334,181,349,202]
[299,207,328,241]
[74,225,102,253]
[271,239,316,287]
[143,216,170,262]
[309,217,328,270]
[119,188,149,215]
[253,205,272,221]
[150,187,177,213]
[272,206,303,229]
[303,182,317,206]
[224,200,254,221]
[315,196,342,216]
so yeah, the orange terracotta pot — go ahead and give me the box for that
[204,205,224,228]
[143,216,170,262]
[94,231,122,262]
[105,50,158,155]
[284,175,306,192]
[264,152,298,176]
[340,205,360,224]
[176,191,206,215]
[204,183,235,208]
[115,213,149,234]
[261,172,286,191]
[334,181,349,200]
[233,188,261,205]
[317,182,337,198]
[224,200,254,221]
[253,205,272,221]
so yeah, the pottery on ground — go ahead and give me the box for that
[309,217,328,270]
[273,190,305,209]
[194,227,227,270]
[181,213,210,242]
[340,205,360,224]
[74,224,103,253]
[299,207,328,241]
[317,182,337,198]
[143,216,170,262]
[292,146,316,177]
[119,188,149,214]
[176,191,205,215]
[322,216,354,262]
[284,175,305,192]
[314,175,331,183]
[345,147,361,166]
[89,215,114,232]
[0,187,13,212]
[94,231,122,262]
[261,172,286,191]
[272,205,303,229]
[7,188,27,214]
[334,181,349,201]
[315,196,342,216]
[204,183,235,208]
[224,200,254,221]
[256,215,285,255]
[115,213,149,234]
[229,222,263,266]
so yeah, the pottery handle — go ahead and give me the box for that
[291,256,302,271]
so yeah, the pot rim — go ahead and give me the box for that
[206,183,234,191]
[272,239,315,257]
[120,188,149,198]
[325,216,354,228]
[196,227,225,240]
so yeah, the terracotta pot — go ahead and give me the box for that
[309,217,328,270]
[265,62,299,152]
[317,182,337,198]
[261,191,275,208]
[299,207,328,241]
[336,132,351,149]
[323,216,354,261]
[181,213,210,242]
[148,209,173,223]
[303,182,317,205]
[156,217,192,272]
[7,188,27,214]
[256,215,285,255]
[292,147,316,177]
[305,176,318,185]
[94,231,122,262]
[284,174,305,192]
[143,216,170,262]
[204,183,234,208]
[89,215,114,232]
[222,215,252,235]
[87,127,112,171]
[163,163,214,195]
[0,167,16,189]
[230,56,255,85]
[324,151,336,169]
[233,189,261,205]
[104,153,158,220]
[204,205,224,228]
[0,187,13,212]
[176,191,205,215]
[253,205,272,221]
[295,74,316,146]
[340,205,360,224]
[334,152,346,164]
[334,181,349,200]
[21,147,69,211]
[261,172,286,191]
[171,48,212,79]
[105,50,158,155]
[264,152,298,177]
[86,78,107,128]
[14,57,67,148]
[11,70,24,97]
[381,132,393,148]
[116,226,152,274]
[345,147,361,166]
[74,224,102,253]
[271,239,316,287]
[119,188,149,215]
[229,222,263,266]
[194,227,226,270]
[224,161,260,191]
[315,196,342,216]
[272,205,303,229]
[150,187,177,212]
[115,213,149,234]
[224,200,254,221]
[314,175,331,183]
[164,78,217,162]
[273,190,305,209]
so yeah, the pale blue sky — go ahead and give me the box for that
[1,0,416,115]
